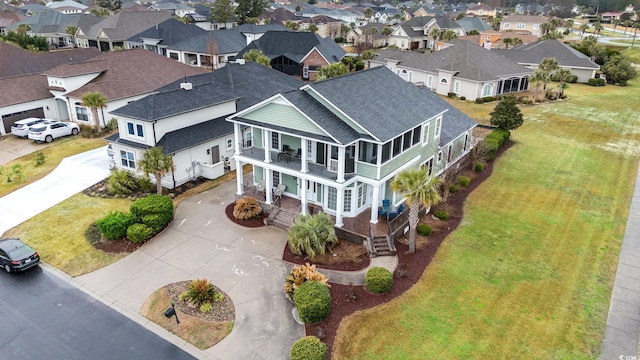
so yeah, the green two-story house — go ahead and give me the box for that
[227,66,477,227]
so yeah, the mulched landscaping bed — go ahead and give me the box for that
[224,202,268,228]
[83,176,211,199]
[166,281,235,322]
[303,141,513,357]
[282,239,370,271]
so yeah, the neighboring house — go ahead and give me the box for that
[107,62,303,188]
[0,12,24,35]
[236,31,345,80]
[298,15,343,39]
[411,5,444,17]
[75,11,171,51]
[235,23,289,45]
[0,42,100,135]
[389,15,465,50]
[455,16,493,34]
[500,14,547,36]
[495,39,600,83]
[8,10,101,48]
[370,40,533,100]
[460,29,537,49]
[46,0,88,14]
[347,22,389,47]
[515,3,547,15]
[149,2,196,18]
[42,49,206,130]
[227,66,477,227]
[299,6,362,25]
[465,3,497,18]
[258,7,300,26]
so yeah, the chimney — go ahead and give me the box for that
[236,59,246,65]
[180,82,192,90]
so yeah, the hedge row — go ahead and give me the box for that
[484,129,510,160]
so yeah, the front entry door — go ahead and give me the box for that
[306,180,318,203]
[211,145,220,164]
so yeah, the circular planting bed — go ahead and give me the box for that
[166,281,235,322]
[224,202,268,228]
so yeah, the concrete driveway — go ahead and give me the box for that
[0,135,54,164]
[76,177,305,360]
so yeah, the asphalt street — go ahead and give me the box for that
[0,266,194,360]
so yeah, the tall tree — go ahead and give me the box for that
[139,147,175,195]
[553,68,572,99]
[211,0,235,23]
[502,37,513,49]
[601,53,637,86]
[579,23,589,38]
[285,21,300,31]
[593,22,604,36]
[390,167,442,253]
[235,0,267,24]
[81,91,107,132]
[307,23,318,33]
[529,69,546,103]
[490,95,523,131]
[243,49,271,67]
[65,25,78,47]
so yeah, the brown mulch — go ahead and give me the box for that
[83,176,212,199]
[303,142,513,357]
[165,280,235,322]
[92,238,144,253]
[282,239,370,271]
[224,202,268,228]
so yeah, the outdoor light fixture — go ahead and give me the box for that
[164,303,180,324]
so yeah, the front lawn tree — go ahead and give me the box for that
[390,167,442,253]
[490,95,523,131]
[139,147,175,195]
[316,63,348,80]
[210,0,235,23]
[601,53,637,86]
[81,91,107,132]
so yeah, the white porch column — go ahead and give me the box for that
[263,130,272,163]
[235,160,243,195]
[370,183,380,224]
[337,146,345,183]
[300,178,307,215]
[300,138,308,173]
[233,123,242,155]
[265,169,273,204]
[335,187,344,227]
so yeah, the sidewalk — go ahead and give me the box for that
[600,163,640,359]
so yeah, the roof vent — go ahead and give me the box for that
[180,82,192,90]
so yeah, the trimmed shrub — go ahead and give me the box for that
[434,210,449,221]
[283,263,330,299]
[588,78,605,86]
[126,223,155,243]
[136,176,154,193]
[482,96,496,102]
[484,129,510,160]
[293,281,331,324]
[447,92,456,98]
[458,175,470,187]
[417,223,433,236]
[355,60,365,71]
[130,194,173,221]
[141,213,172,232]
[475,162,485,172]
[448,184,457,193]
[233,197,262,220]
[365,267,393,294]
[290,336,327,360]
[460,96,466,101]
[475,98,484,104]
[78,124,100,138]
[104,118,118,132]
[96,210,136,240]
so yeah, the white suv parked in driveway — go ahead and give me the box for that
[28,122,80,143]
[10,118,51,138]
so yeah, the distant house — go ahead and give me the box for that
[8,10,101,48]
[0,43,100,135]
[258,8,300,26]
[236,31,345,80]
[298,15,343,39]
[0,12,24,35]
[455,16,493,34]
[465,3,497,18]
[500,14,547,36]
[347,23,389,47]
[370,40,532,100]
[75,11,171,51]
[389,16,465,50]
[42,49,206,129]
[149,2,195,18]
[107,62,303,188]
[46,0,87,14]
[459,29,538,49]
[227,66,477,227]
[494,39,600,83]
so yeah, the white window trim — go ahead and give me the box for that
[226,138,233,150]
[126,121,145,140]
[422,123,430,145]
[503,23,510,29]
[75,105,89,122]
[427,75,433,88]
[120,150,136,169]
[434,116,442,138]
[454,80,461,94]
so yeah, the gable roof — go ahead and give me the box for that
[169,28,247,54]
[373,40,532,81]
[307,66,467,142]
[238,31,345,63]
[299,15,342,24]
[0,42,100,79]
[235,23,289,35]
[127,18,206,45]
[501,14,547,23]
[55,48,206,101]
[495,39,600,69]
[259,7,300,23]
[85,11,171,40]
[455,16,492,33]
[0,74,50,107]
[9,10,101,34]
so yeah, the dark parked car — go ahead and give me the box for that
[0,238,40,273]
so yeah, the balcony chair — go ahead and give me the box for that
[256,179,266,199]
[397,204,405,213]
[273,183,286,198]
[382,199,391,207]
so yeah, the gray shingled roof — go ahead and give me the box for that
[235,23,289,34]
[494,39,600,69]
[455,16,492,33]
[127,18,206,46]
[373,40,532,81]
[237,31,345,64]
[105,133,151,150]
[9,10,101,34]
[85,11,171,40]
[170,28,247,54]
[110,82,240,121]
[307,66,473,142]
[156,115,234,154]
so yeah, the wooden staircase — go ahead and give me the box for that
[267,206,298,229]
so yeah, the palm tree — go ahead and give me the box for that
[138,147,175,195]
[529,69,546,103]
[593,22,604,36]
[287,212,338,258]
[554,68,572,99]
[502,37,513,49]
[390,167,442,253]
[612,19,620,32]
[579,23,589,39]
[65,25,78,47]
[440,29,457,41]
[307,23,318,33]
[624,20,632,35]
[565,19,574,30]
[512,37,523,46]
[81,91,107,132]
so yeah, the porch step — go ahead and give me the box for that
[370,235,397,257]
[269,207,298,230]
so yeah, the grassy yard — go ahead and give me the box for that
[0,137,107,197]
[333,81,640,358]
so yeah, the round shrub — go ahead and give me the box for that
[293,281,331,324]
[126,223,155,243]
[233,197,262,220]
[96,210,136,240]
[141,213,172,232]
[434,210,449,221]
[458,176,470,187]
[448,184,457,193]
[365,267,393,294]
[355,60,365,71]
[290,336,327,360]
[417,223,433,236]
[475,162,485,172]
[130,194,173,221]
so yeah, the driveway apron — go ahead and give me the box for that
[76,177,305,360]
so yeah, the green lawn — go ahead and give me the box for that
[334,81,640,358]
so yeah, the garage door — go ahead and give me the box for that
[2,108,45,134]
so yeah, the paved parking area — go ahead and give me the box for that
[0,135,53,164]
